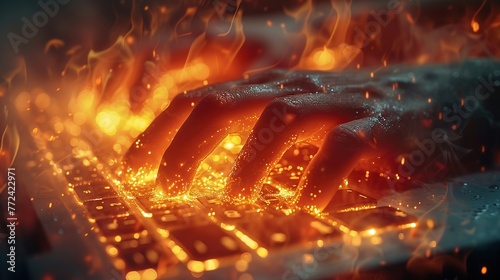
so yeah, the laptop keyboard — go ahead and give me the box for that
[61,147,418,278]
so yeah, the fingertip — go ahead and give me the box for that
[295,180,336,212]
[156,173,190,197]
[225,176,256,203]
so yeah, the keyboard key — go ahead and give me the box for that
[202,201,271,222]
[95,215,146,237]
[331,206,417,231]
[197,197,224,208]
[238,212,341,249]
[73,182,118,202]
[153,209,208,229]
[83,197,130,219]
[64,165,103,187]
[115,235,154,250]
[258,184,281,206]
[198,197,273,221]
[323,189,378,213]
[169,224,246,261]
[217,204,270,221]
[136,196,193,215]
[116,242,176,271]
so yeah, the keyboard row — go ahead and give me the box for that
[65,175,417,275]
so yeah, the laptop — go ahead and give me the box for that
[2,121,500,280]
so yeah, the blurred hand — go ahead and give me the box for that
[123,59,499,210]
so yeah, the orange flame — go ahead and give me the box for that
[0,106,20,187]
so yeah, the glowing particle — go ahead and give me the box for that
[15,91,31,112]
[235,259,248,272]
[106,245,118,257]
[126,271,140,280]
[256,247,268,258]
[35,93,51,109]
[143,268,158,280]
[126,36,135,44]
[270,233,287,243]
[471,0,488,36]
[312,47,335,68]
[204,259,219,271]
[481,266,487,274]
[187,260,204,273]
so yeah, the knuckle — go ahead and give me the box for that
[283,74,323,93]
[268,97,299,112]
[198,92,235,109]
[328,124,371,149]
[331,125,358,141]
[263,97,301,125]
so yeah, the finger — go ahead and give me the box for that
[122,90,207,174]
[156,81,323,196]
[296,114,404,211]
[225,93,372,202]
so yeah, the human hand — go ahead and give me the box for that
[123,59,499,210]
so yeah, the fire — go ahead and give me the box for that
[0,107,20,188]
[3,0,500,273]
[2,0,499,230]
[6,1,499,155]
